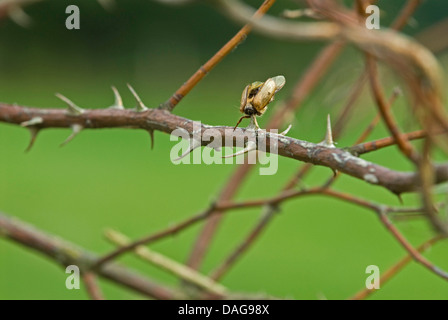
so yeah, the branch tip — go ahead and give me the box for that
[55,93,85,116]
[25,127,40,153]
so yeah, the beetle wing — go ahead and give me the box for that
[252,78,276,112]
[272,75,286,93]
[240,85,250,113]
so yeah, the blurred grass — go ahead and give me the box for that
[0,0,448,300]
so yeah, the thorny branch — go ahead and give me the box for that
[2,102,447,195]
[1,0,448,300]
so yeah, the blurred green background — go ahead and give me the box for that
[1,0,448,299]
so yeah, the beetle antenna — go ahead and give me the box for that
[233,115,250,131]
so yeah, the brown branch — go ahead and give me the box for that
[104,229,229,297]
[0,212,186,300]
[378,210,448,281]
[190,40,345,274]
[365,55,419,163]
[213,187,448,286]
[350,130,426,155]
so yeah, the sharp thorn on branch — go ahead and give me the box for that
[25,127,40,153]
[127,84,148,112]
[222,141,257,158]
[55,93,85,116]
[109,86,124,109]
[8,5,32,28]
[279,124,292,136]
[20,117,43,127]
[60,124,83,147]
[318,114,335,148]
[174,139,201,161]
[148,129,155,150]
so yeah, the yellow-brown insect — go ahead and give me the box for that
[234,75,286,130]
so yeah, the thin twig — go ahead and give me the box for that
[161,0,277,111]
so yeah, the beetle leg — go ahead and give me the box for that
[251,114,260,130]
[233,115,250,131]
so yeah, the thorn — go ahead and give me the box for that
[148,129,155,150]
[331,168,338,177]
[25,127,40,153]
[174,139,201,161]
[109,86,124,109]
[222,141,257,158]
[56,93,85,116]
[281,8,321,19]
[396,193,404,205]
[127,84,148,112]
[20,117,43,127]
[318,114,335,148]
[60,124,83,147]
[8,5,32,28]
[392,86,403,98]
[279,124,292,136]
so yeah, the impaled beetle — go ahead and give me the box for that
[234,75,286,130]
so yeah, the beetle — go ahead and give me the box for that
[234,75,286,130]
